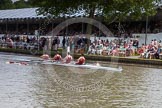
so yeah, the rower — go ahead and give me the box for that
[64,52,73,63]
[75,54,85,65]
[40,53,49,60]
[53,53,62,61]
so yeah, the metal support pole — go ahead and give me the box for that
[16,23,18,34]
[52,21,53,36]
[82,4,84,34]
[145,16,148,45]
[82,22,84,34]
[6,21,8,33]
[27,22,29,35]
[99,23,101,37]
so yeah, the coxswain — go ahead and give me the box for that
[6,61,14,64]
[6,61,28,65]
[9,61,14,64]
[75,54,85,65]
[40,53,49,60]
[64,52,73,63]
[53,53,62,61]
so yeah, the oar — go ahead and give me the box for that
[6,61,28,65]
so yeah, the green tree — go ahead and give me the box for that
[13,0,33,9]
[31,0,161,23]
[31,0,161,50]
[0,0,14,10]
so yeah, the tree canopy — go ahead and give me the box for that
[31,0,161,23]
[0,0,34,10]
[0,0,14,10]
[13,0,33,9]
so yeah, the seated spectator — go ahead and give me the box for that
[76,42,85,53]
[111,47,119,56]
[6,38,13,48]
[102,44,109,55]
[154,39,158,48]
[133,39,139,48]
[87,43,96,55]
[149,46,156,59]
[96,42,103,55]
[151,40,154,46]
[144,49,150,59]
[154,45,162,59]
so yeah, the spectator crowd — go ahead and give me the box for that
[0,32,162,60]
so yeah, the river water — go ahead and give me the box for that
[0,53,162,108]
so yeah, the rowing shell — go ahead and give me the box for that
[41,61,123,72]
[7,59,123,72]
[10,58,44,63]
[6,58,44,65]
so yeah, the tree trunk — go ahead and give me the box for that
[85,6,95,53]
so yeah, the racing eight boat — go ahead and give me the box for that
[42,61,123,72]
[6,58,123,72]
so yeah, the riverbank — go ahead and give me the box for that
[74,54,162,66]
[0,48,162,66]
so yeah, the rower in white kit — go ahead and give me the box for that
[40,52,50,60]
[63,52,73,63]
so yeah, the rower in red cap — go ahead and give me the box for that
[53,53,62,61]
[75,53,85,65]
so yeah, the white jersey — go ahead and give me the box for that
[67,46,70,53]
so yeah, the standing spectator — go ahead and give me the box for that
[57,36,60,49]
[66,37,70,47]
[62,36,66,49]
[159,40,162,47]
[26,36,30,43]
[42,38,46,48]
[133,39,139,48]
[52,37,57,51]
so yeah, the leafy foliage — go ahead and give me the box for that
[31,0,161,23]
[13,0,33,9]
[0,0,35,10]
[0,0,14,10]
[0,0,160,23]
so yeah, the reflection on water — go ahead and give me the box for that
[0,53,162,108]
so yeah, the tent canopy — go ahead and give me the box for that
[0,8,46,20]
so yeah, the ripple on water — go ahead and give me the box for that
[0,53,162,108]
